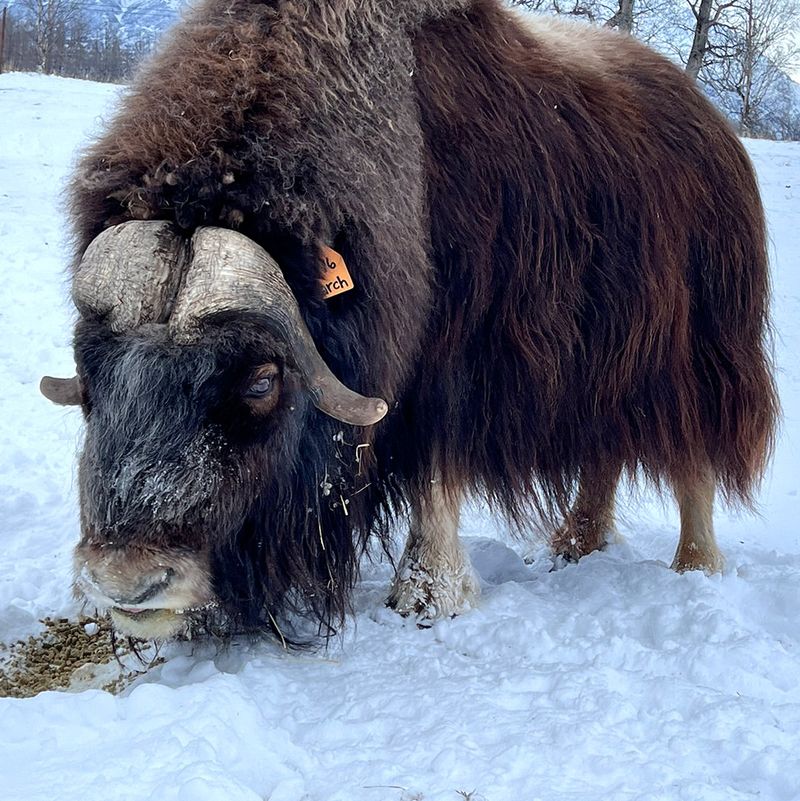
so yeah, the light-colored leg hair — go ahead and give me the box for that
[671,469,724,573]
[387,474,479,621]
[551,465,620,562]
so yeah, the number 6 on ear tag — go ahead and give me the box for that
[319,245,355,299]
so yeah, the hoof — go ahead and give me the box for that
[387,557,480,624]
[671,545,725,574]
[550,522,609,563]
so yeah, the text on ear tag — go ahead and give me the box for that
[319,245,355,299]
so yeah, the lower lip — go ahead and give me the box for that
[113,608,167,620]
[109,606,189,640]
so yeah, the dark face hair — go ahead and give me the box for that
[73,315,333,634]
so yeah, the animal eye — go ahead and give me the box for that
[244,364,280,401]
[246,376,273,398]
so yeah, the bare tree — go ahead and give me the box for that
[686,0,716,78]
[3,3,157,82]
[606,0,636,32]
[510,0,682,40]
[509,0,601,22]
[704,0,800,134]
[1,6,8,74]
[16,0,79,73]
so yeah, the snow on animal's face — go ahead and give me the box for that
[71,317,305,639]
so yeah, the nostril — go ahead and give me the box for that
[76,548,213,620]
[115,567,176,606]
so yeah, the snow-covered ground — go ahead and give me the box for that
[1,72,799,801]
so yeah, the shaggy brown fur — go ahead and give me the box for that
[407,4,778,516]
[66,0,777,636]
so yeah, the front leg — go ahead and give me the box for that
[387,475,479,622]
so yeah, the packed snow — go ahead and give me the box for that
[1,72,799,801]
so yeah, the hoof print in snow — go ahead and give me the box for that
[548,554,571,573]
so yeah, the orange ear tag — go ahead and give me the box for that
[319,245,355,299]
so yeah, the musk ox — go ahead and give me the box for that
[40,0,778,642]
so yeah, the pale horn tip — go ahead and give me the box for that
[361,397,389,426]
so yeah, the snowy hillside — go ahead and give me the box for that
[82,0,180,44]
[6,0,181,45]
[0,73,799,801]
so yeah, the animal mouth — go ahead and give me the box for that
[74,548,218,640]
[108,599,222,639]
[112,602,216,618]
[108,606,193,639]
[113,607,165,620]
[116,570,175,608]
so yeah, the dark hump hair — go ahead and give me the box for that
[400,1,777,519]
[67,0,778,638]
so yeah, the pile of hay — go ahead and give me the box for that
[0,615,160,698]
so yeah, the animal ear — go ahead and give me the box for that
[40,376,82,406]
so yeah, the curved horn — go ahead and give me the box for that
[72,220,186,331]
[171,227,388,426]
[42,221,183,408]
[40,375,82,406]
